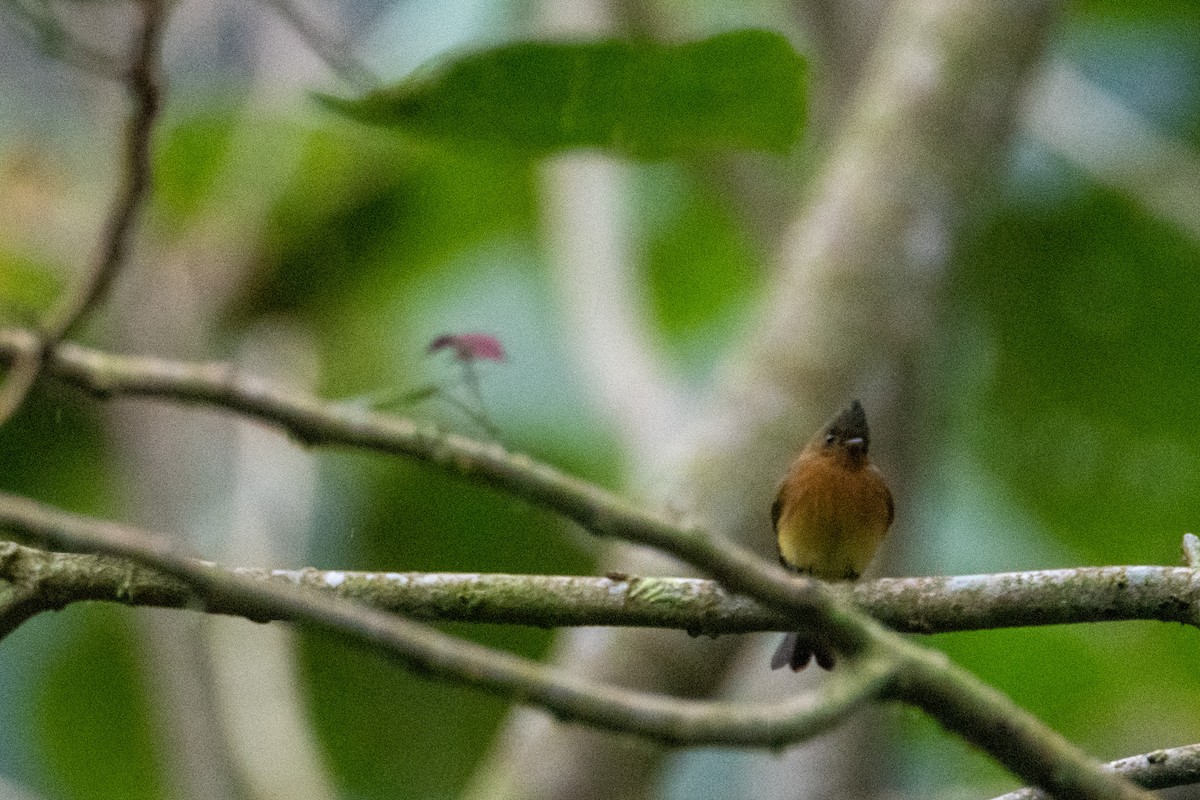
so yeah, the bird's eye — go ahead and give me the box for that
[824,433,836,445]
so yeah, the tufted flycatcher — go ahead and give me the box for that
[770,400,893,671]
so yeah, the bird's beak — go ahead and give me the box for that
[845,437,864,447]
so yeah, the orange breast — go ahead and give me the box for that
[774,456,892,581]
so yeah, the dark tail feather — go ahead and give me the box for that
[770,633,836,671]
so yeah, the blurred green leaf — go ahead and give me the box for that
[153,114,236,232]
[242,125,536,331]
[0,250,61,324]
[0,382,110,514]
[36,607,164,800]
[316,29,806,158]
[303,624,513,800]
[1070,0,1200,22]
[957,178,1200,567]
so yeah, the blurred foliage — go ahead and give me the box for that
[245,123,537,330]
[957,179,1200,566]
[35,606,164,800]
[318,29,806,158]
[634,163,764,373]
[303,623,513,800]
[0,383,110,519]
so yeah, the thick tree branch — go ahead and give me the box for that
[867,565,1200,632]
[0,540,1196,635]
[0,494,892,748]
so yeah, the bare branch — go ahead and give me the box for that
[1,333,688,534]
[1,539,1197,634]
[0,0,166,424]
[0,334,1157,798]
[0,494,891,748]
[42,0,166,341]
[993,743,1200,799]
[865,567,1200,631]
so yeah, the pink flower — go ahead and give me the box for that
[427,333,506,363]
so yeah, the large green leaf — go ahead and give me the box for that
[316,29,806,158]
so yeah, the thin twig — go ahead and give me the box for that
[454,359,503,439]
[0,0,166,425]
[0,496,893,748]
[42,0,165,341]
[352,381,501,439]
[1182,533,1200,569]
[0,0,126,80]
[254,0,375,90]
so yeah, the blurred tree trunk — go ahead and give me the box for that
[100,1,349,795]
[108,232,249,800]
[468,0,1057,798]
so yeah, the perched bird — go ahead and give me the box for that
[770,400,893,671]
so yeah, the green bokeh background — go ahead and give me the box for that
[0,0,1198,798]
